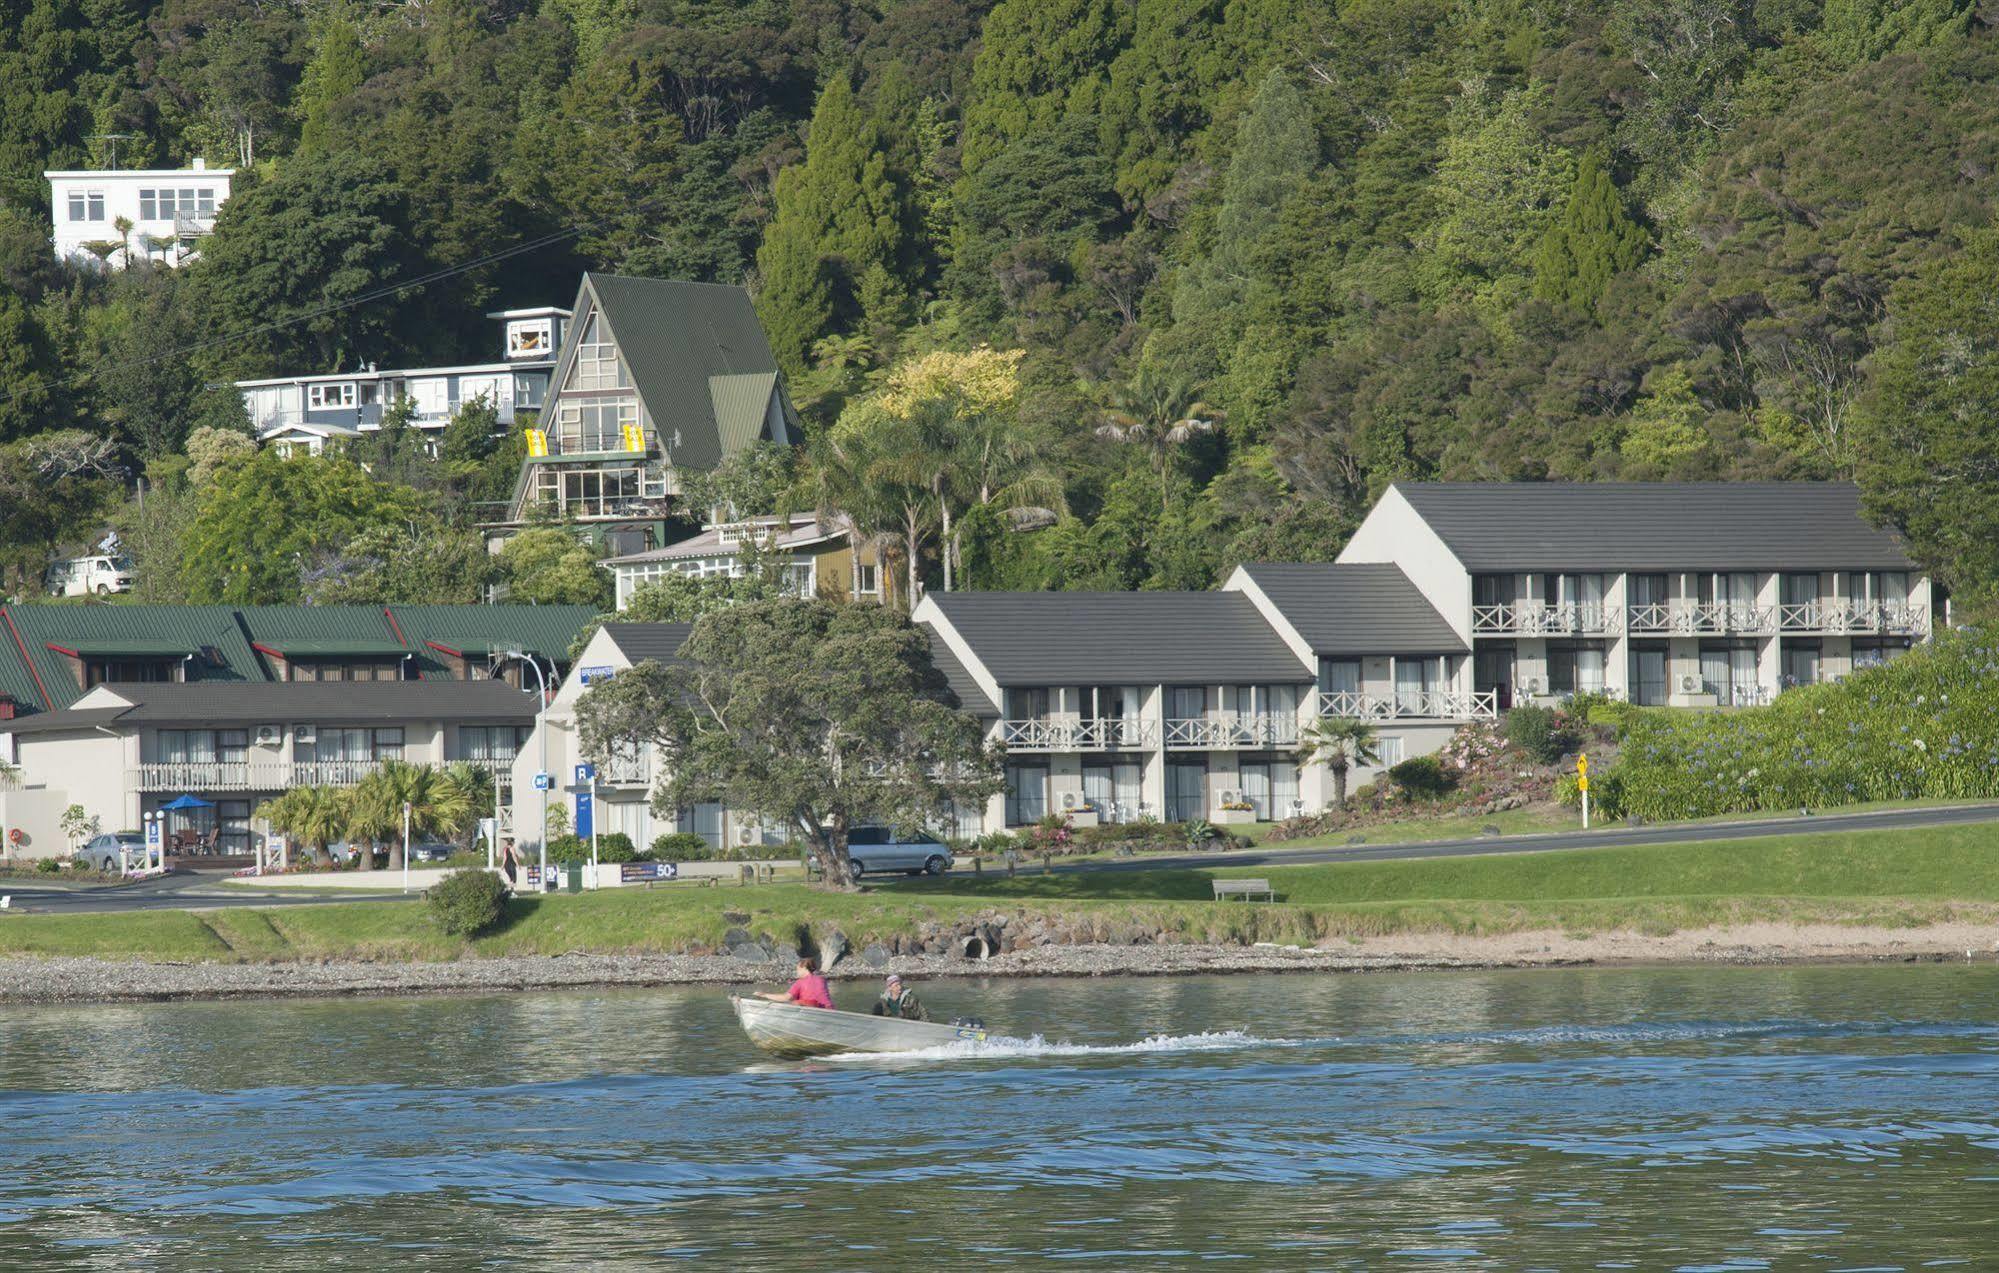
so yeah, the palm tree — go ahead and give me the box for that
[256,786,351,869]
[1095,369,1223,514]
[351,761,477,869]
[1297,717,1382,811]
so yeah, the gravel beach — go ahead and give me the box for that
[1,921,1993,1005]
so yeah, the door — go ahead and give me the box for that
[1239,761,1270,821]
[1631,645,1668,706]
[1729,645,1759,705]
[1005,762,1048,825]
[1082,765,1112,820]
[1699,646,1731,699]
[1783,642,1820,688]
[1474,645,1514,708]
[1166,760,1207,823]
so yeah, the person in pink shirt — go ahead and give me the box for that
[759,955,833,1009]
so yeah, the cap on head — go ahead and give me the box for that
[886,974,902,986]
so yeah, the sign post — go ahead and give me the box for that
[575,763,598,888]
[1577,754,1591,830]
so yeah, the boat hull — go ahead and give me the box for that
[730,995,989,1058]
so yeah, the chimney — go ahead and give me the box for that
[0,694,16,721]
[191,157,206,171]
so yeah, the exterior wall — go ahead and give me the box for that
[243,364,551,437]
[1,729,135,853]
[1336,486,1474,641]
[46,167,234,268]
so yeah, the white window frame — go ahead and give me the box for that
[307,383,358,409]
[854,563,881,595]
[1376,736,1405,767]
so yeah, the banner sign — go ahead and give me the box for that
[620,861,679,883]
[574,787,593,839]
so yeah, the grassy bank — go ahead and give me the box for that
[2,822,1996,964]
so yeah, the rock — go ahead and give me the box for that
[722,927,751,947]
[771,942,799,966]
[1481,824,1502,838]
[721,911,750,925]
[861,943,892,967]
[727,943,769,963]
[818,929,849,969]
[1347,834,1367,845]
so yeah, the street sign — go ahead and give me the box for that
[1577,775,1590,792]
[1576,754,1589,774]
[574,762,597,783]
[532,772,552,791]
[578,665,615,686]
[575,786,594,840]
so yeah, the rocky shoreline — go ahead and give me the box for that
[1,920,1993,1005]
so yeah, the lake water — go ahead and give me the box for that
[1,964,1996,1268]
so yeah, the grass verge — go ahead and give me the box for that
[1,822,1995,964]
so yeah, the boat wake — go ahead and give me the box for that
[826,1028,1305,1063]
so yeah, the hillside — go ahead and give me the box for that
[1,0,1996,601]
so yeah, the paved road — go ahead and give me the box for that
[6,801,1999,913]
[0,870,421,915]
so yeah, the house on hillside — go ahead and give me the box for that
[603,511,894,610]
[0,603,595,862]
[44,161,234,268]
[493,274,801,558]
[239,308,569,455]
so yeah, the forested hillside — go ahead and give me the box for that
[2,0,1996,603]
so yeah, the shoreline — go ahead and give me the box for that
[2,921,1993,1006]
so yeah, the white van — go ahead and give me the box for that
[46,555,135,597]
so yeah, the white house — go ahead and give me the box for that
[44,161,234,268]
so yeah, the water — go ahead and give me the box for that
[2,965,1996,1268]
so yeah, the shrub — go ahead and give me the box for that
[545,833,590,864]
[35,857,60,874]
[1388,754,1456,800]
[651,831,737,861]
[1556,769,1626,820]
[428,868,507,938]
[596,832,638,863]
[1505,704,1573,764]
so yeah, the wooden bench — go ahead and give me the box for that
[1212,878,1274,903]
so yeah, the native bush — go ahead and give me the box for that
[1608,629,1999,820]
[1556,769,1626,821]
[1388,754,1456,800]
[545,833,590,863]
[1505,704,1574,763]
[428,868,507,938]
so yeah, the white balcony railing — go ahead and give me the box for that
[1778,600,1928,635]
[1313,690,1498,722]
[599,753,652,787]
[129,759,391,793]
[1625,601,1774,635]
[1473,603,1620,636]
[999,718,1159,753]
[1163,715,1301,749]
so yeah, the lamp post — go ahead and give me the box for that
[499,650,550,890]
[402,799,413,893]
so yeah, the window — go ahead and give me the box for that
[1169,686,1207,721]
[1005,761,1048,825]
[308,383,357,409]
[1237,760,1299,821]
[1628,573,1669,608]
[289,659,402,682]
[676,801,725,847]
[1317,658,1361,696]
[1166,759,1207,823]
[86,658,176,687]
[1548,643,1606,696]
[1852,640,1910,670]
[1472,575,1514,607]
[408,378,450,418]
[68,191,105,222]
[1376,736,1405,767]
[508,319,553,357]
[570,311,629,389]
[1006,688,1050,721]
[1782,641,1821,688]
[1699,643,1760,705]
[139,189,157,219]
[1394,657,1443,712]
[1082,761,1143,823]
[555,400,637,452]
[560,464,642,516]
[855,563,880,595]
[298,728,404,765]
[1629,643,1668,706]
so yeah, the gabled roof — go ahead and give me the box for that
[1391,482,1916,572]
[917,625,997,716]
[386,605,598,676]
[925,593,1311,686]
[0,605,260,712]
[1237,563,1467,655]
[598,622,695,665]
[583,273,794,471]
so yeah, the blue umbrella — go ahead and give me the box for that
[159,794,215,811]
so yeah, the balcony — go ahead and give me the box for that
[599,753,652,787]
[130,759,389,793]
[1626,602,1775,636]
[1473,603,1620,636]
[1163,715,1301,749]
[1777,600,1927,636]
[1000,718,1159,753]
[1315,690,1499,722]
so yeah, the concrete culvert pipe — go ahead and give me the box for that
[959,934,994,961]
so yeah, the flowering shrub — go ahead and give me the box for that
[1609,629,1999,819]
[1438,720,1505,771]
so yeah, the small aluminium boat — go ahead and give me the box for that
[730,994,989,1058]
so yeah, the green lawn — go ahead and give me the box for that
[2,821,1995,963]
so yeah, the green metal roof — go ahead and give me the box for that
[0,603,598,714]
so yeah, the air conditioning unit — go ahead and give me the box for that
[1219,788,1242,806]
[1678,674,1701,694]
[293,725,316,743]
[1060,791,1077,810]
[736,824,755,847]
[1524,677,1544,695]
[253,724,283,747]
[1288,798,1305,816]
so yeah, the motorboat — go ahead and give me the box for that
[730,994,989,1058]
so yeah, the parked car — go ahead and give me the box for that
[837,826,953,877]
[79,831,147,873]
[46,555,134,597]
[409,842,456,863]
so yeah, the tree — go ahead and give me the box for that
[1095,370,1222,514]
[575,599,1001,889]
[755,73,917,379]
[348,760,476,871]
[1297,717,1381,811]
[256,786,350,868]
[1854,228,1999,600]
[302,520,494,605]
[180,450,428,603]
[959,0,1131,173]
[677,441,796,521]
[1533,150,1649,318]
[1422,82,1575,314]
[295,18,366,155]
[0,431,122,595]
[1818,0,1973,66]
[1619,365,1714,475]
[498,526,611,607]
[0,286,61,441]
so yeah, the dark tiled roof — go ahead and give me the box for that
[587,274,794,471]
[1392,482,1916,571]
[5,681,537,730]
[0,605,598,714]
[917,624,997,716]
[598,622,694,665]
[926,593,1311,686]
[1238,563,1467,654]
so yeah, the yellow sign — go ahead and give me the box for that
[1577,775,1589,792]
[1576,754,1589,775]
[524,427,548,458]
[622,423,645,453]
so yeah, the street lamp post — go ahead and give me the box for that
[499,650,551,890]
[402,799,413,893]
